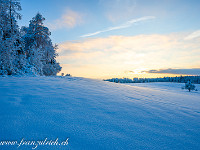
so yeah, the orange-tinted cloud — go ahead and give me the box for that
[49,8,83,30]
[57,32,200,78]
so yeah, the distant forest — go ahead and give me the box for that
[104,76,200,84]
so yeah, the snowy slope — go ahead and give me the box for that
[0,77,200,150]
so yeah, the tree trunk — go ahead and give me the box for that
[9,0,13,33]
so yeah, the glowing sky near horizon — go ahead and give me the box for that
[19,0,200,78]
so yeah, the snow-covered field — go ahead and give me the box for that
[0,77,200,150]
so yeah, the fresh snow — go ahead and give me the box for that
[0,77,200,150]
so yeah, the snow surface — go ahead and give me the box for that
[0,76,200,150]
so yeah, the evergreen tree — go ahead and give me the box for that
[23,13,61,76]
[0,0,24,75]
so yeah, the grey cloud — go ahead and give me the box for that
[144,68,200,75]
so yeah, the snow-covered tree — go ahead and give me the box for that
[0,0,25,75]
[23,13,62,76]
[22,13,61,76]
[42,44,62,76]
[0,2,61,76]
[185,80,195,92]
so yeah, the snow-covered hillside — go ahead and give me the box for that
[0,77,200,150]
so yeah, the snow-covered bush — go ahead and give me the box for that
[185,81,195,92]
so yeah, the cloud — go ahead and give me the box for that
[49,8,83,30]
[143,68,200,75]
[185,30,200,40]
[80,16,155,37]
[57,33,200,78]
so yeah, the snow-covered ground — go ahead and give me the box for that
[0,77,200,150]
[125,82,200,93]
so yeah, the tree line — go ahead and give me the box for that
[0,0,61,76]
[104,76,200,84]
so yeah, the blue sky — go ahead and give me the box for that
[19,0,200,42]
[18,0,200,78]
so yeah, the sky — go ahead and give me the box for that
[19,0,200,79]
